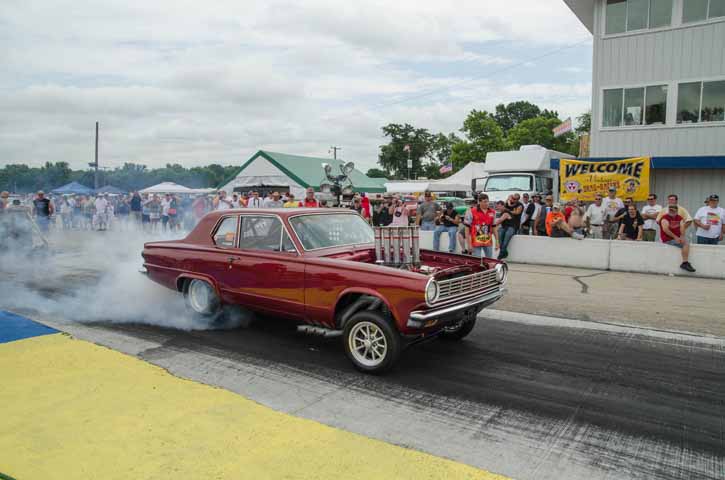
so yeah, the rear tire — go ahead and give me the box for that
[343,311,401,374]
[440,316,477,341]
[184,279,223,327]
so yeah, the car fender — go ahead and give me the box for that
[335,287,398,329]
[175,272,223,299]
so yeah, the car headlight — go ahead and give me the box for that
[495,263,508,284]
[425,279,439,305]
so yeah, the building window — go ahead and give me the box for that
[603,85,668,127]
[683,0,725,23]
[605,0,672,34]
[677,80,725,123]
[645,85,668,124]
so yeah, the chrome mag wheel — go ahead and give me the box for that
[187,279,215,315]
[348,321,388,368]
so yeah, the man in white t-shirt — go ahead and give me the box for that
[640,193,663,242]
[601,187,624,240]
[693,194,724,245]
[94,194,109,231]
[584,194,608,239]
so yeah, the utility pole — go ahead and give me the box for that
[329,146,341,160]
[89,121,99,190]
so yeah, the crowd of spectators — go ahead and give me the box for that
[3,185,723,273]
[385,188,724,274]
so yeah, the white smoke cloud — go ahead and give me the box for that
[0,218,247,330]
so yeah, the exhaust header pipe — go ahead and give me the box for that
[374,226,420,267]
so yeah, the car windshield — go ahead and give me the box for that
[290,213,374,250]
[485,175,532,192]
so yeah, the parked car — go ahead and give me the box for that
[141,209,507,373]
[435,197,469,216]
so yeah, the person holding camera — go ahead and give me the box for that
[389,196,409,226]
[433,202,460,252]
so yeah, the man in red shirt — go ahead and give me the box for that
[467,193,498,258]
[302,187,319,207]
[660,204,696,272]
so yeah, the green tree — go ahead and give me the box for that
[576,110,591,135]
[365,168,389,178]
[449,110,505,170]
[377,123,435,179]
[506,116,578,155]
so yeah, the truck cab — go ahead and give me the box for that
[471,145,575,203]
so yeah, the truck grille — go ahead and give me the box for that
[436,269,498,304]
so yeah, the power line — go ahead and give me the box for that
[322,37,592,123]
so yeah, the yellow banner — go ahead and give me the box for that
[559,157,651,202]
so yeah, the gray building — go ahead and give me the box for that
[564,0,725,216]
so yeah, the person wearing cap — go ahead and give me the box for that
[519,193,535,235]
[32,190,54,232]
[659,204,695,272]
[693,194,724,245]
[546,203,584,239]
[433,202,460,252]
[302,187,319,208]
[416,191,441,231]
[602,186,624,240]
[350,196,369,221]
[534,195,552,236]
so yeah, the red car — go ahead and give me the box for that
[141,209,507,373]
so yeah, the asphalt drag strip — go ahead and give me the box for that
[29,308,725,480]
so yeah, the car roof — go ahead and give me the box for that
[203,208,354,221]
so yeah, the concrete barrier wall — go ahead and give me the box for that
[419,230,725,279]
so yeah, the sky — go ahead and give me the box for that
[0,0,592,173]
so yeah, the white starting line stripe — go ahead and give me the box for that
[479,309,725,348]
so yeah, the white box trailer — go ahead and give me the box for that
[471,145,575,203]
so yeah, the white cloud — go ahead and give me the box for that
[1,0,592,174]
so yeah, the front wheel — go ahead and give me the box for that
[440,316,477,341]
[343,311,401,374]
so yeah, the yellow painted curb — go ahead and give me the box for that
[0,333,511,480]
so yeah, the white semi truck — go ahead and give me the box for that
[471,145,575,203]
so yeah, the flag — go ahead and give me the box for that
[553,117,573,137]
[439,163,453,174]
[403,144,411,152]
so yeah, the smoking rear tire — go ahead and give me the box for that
[440,317,477,341]
[184,279,221,317]
[343,311,401,374]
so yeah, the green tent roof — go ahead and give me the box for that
[221,150,387,193]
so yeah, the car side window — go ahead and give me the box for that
[281,230,296,253]
[239,216,284,251]
[213,216,239,247]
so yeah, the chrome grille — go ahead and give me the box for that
[436,269,498,304]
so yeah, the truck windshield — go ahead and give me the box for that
[289,213,374,250]
[485,175,532,192]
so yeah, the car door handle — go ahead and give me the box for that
[227,256,240,262]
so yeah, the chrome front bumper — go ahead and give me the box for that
[406,287,505,329]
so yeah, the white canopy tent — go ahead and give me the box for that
[429,162,486,193]
[383,181,431,194]
[139,182,194,194]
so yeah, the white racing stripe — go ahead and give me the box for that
[479,309,725,347]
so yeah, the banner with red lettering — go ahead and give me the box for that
[559,157,651,201]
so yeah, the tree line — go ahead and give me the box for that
[0,161,240,194]
[369,101,591,180]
